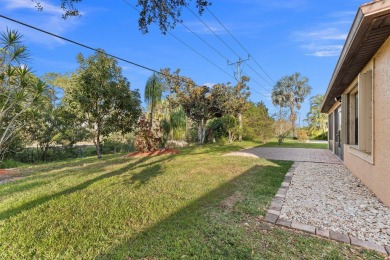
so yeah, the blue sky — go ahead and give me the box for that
[0,0,368,125]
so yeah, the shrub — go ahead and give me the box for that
[0,159,24,169]
[134,115,162,152]
[206,118,227,142]
[103,132,134,154]
[314,132,328,140]
[297,130,309,142]
[165,140,188,149]
[274,119,292,145]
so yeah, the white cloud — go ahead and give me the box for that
[293,28,347,42]
[183,21,226,35]
[291,10,355,58]
[305,45,343,57]
[0,0,83,47]
[3,0,62,14]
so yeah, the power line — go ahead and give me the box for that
[121,0,235,81]
[0,14,162,75]
[206,6,275,84]
[186,6,242,59]
[246,63,273,89]
[179,22,229,61]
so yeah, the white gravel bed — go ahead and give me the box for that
[279,162,390,246]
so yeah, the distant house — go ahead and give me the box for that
[321,0,390,206]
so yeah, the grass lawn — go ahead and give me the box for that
[0,142,380,259]
[260,138,328,149]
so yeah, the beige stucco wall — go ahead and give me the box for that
[343,36,390,206]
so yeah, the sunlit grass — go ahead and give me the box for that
[260,138,328,149]
[0,142,379,259]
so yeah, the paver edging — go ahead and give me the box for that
[264,162,390,257]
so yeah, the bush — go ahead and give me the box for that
[134,115,162,152]
[314,132,328,140]
[0,159,24,169]
[297,130,309,142]
[206,118,228,142]
[165,140,188,149]
[103,132,135,154]
[243,102,274,143]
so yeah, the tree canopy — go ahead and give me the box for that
[63,50,142,158]
[306,94,328,135]
[271,72,311,138]
[33,0,211,34]
[0,29,49,159]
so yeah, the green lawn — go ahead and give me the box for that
[0,142,379,259]
[260,138,328,149]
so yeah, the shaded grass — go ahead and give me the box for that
[0,142,381,259]
[261,138,328,149]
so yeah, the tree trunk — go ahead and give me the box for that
[238,113,242,142]
[290,103,296,138]
[94,132,102,159]
[197,119,206,144]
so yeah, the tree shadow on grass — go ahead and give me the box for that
[0,154,174,221]
[96,163,289,259]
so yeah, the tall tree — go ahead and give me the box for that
[144,73,163,126]
[306,94,328,135]
[272,72,311,138]
[243,101,274,143]
[160,68,223,144]
[0,29,49,159]
[63,50,142,158]
[214,76,250,143]
[33,0,211,34]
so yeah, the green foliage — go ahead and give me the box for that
[207,117,227,142]
[169,106,186,140]
[103,132,135,154]
[161,69,249,144]
[243,101,274,143]
[272,72,311,137]
[0,159,24,169]
[134,114,162,152]
[40,0,211,34]
[221,115,238,143]
[145,73,163,125]
[306,94,328,135]
[63,50,142,158]
[160,68,224,144]
[313,132,328,140]
[0,29,49,159]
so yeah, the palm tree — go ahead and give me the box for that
[272,72,311,138]
[144,73,163,126]
[306,94,328,134]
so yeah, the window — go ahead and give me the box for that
[355,92,358,145]
[348,70,373,153]
[358,70,373,154]
[348,89,358,146]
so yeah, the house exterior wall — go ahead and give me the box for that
[343,36,390,206]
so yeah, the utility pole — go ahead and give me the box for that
[228,56,250,82]
[228,55,250,142]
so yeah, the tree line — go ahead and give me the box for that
[1,28,327,164]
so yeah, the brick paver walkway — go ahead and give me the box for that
[240,147,342,164]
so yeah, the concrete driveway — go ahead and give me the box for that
[226,147,342,164]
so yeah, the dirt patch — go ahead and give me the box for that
[220,191,244,210]
[0,169,22,183]
[124,149,179,157]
